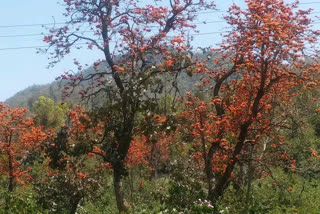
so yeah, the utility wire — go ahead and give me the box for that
[0,31,92,38]
[0,22,67,28]
[0,31,229,51]
[1,19,320,38]
[0,45,50,50]
[0,42,92,51]
[0,33,44,38]
[1,17,320,48]
[0,10,225,28]
[300,1,320,4]
[3,21,320,51]
[0,3,319,29]
[0,1,319,48]
[0,22,225,38]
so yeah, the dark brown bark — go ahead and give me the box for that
[199,111,217,197]
[209,121,251,203]
[7,133,14,193]
[70,196,81,214]
[5,155,14,212]
[111,112,134,213]
[246,146,254,212]
[113,169,127,213]
[213,56,244,116]
[5,133,14,212]
[8,156,14,193]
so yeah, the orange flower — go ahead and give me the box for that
[78,172,89,179]
[118,67,125,72]
[87,152,95,157]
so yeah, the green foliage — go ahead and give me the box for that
[32,96,69,129]
[0,188,47,214]
[191,199,215,214]
[166,158,207,212]
[214,167,320,214]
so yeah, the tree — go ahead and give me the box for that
[0,103,47,209]
[38,106,104,214]
[44,0,215,212]
[184,0,320,205]
[32,96,69,130]
[127,113,176,177]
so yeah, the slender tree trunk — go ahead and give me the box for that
[110,107,134,213]
[199,112,217,201]
[5,155,14,212]
[150,140,160,179]
[128,169,135,211]
[204,153,215,200]
[113,169,127,213]
[8,156,14,193]
[208,122,251,204]
[70,197,81,214]
[246,144,254,211]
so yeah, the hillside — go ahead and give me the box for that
[5,63,202,109]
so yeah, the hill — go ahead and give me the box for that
[5,64,203,109]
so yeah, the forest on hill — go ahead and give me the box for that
[5,60,203,109]
[1,0,320,213]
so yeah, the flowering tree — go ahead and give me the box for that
[0,103,47,209]
[44,0,215,212]
[127,113,175,177]
[40,106,104,214]
[184,0,320,204]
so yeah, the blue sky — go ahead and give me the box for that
[0,0,319,102]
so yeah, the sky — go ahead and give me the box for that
[0,0,319,102]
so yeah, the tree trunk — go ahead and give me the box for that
[70,197,81,214]
[109,106,134,213]
[70,204,78,214]
[246,144,254,211]
[205,154,215,201]
[208,122,251,204]
[5,155,14,212]
[150,140,159,179]
[113,169,127,213]
[8,165,14,192]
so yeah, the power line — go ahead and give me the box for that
[0,1,319,46]
[0,22,226,38]
[0,20,228,38]
[0,31,229,51]
[0,33,44,38]
[1,19,320,39]
[0,10,226,29]
[0,19,221,29]
[300,1,320,4]
[0,31,93,38]
[0,42,93,51]
[4,20,320,51]
[1,16,320,38]
[0,45,49,50]
[6,22,320,51]
[0,22,66,28]
[0,2,319,29]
